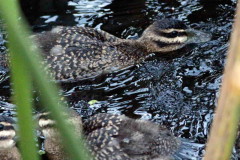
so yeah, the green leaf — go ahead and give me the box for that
[88,100,99,105]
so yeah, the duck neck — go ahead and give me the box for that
[115,39,151,62]
[136,36,165,53]
[0,146,21,160]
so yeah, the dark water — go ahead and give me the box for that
[0,0,238,159]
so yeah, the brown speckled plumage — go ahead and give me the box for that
[35,26,147,82]
[0,19,210,82]
[84,113,180,160]
[38,110,180,160]
[0,115,21,160]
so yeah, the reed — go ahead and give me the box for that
[204,1,240,159]
[0,0,90,159]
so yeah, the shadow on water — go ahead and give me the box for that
[0,0,238,159]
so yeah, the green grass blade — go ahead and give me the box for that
[0,1,40,160]
[0,0,90,159]
[9,47,39,160]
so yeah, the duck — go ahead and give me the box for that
[37,110,82,160]
[0,115,21,160]
[0,19,210,82]
[38,109,181,160]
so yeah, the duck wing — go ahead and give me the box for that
[34,26,125,81]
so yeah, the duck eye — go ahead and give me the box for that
[0,124,4,130]
[169,31,179,37]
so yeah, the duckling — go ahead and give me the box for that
[0,19,210,82]
[38,110,82,160]
[84,113,180,160]
[38,109,180,160]
[0,115,21,160]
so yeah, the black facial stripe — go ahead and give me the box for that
[0,136,11,140]
[42,123,55,129]
[0,126,14,131]
[160,32,187,38]
[38,114,51,120]
[153,41,181,48]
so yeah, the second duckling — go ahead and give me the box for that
[0,115,21,160]
[38,110,180,160]
[38,110,82,160]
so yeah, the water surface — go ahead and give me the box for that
[0,0,238,159]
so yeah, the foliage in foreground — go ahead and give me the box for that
[0,0,89,160]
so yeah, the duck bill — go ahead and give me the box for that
[186,29,211,44]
